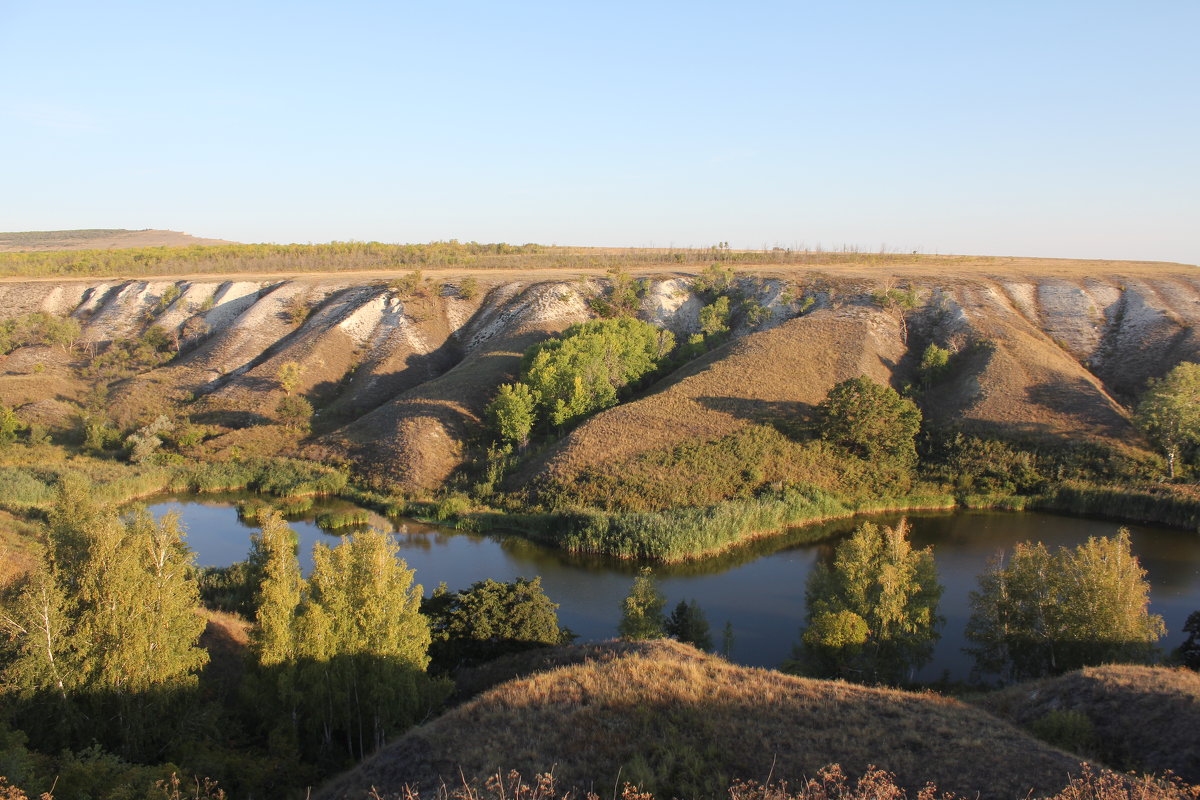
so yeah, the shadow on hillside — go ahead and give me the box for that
[693,395,815,427]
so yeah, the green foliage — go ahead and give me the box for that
[249,511,303,669]
[125,415,174,464]
[794,519,943,683]
[520,317,673,429]
[294,529,442,760]
[485,382,538,448]
[458,276,480,300]
[153,283,182,315]
[618,568,666,640]
[1134,361,1200,478]
[919,343,952,389]
[693,263,735,296]
[0,312,81,355]
[275,361,302,395]
[0,478,208,761]
[275,394,313,430]
[870,285,918,310]
[699,295,731,337]
[665,599,713,651]
[85,327,177,379]
[314,509,369,529]
[0,404,26,446]
[965,530,1166,681]
[389,269,426,296]
[423,577,562,671]
[589,266,644,318]
[817,376,922,467]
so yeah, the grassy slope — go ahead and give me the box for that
[319,640,1087,800]
[972,665,1200,783]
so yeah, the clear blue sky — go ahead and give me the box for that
[2,1,1197,263]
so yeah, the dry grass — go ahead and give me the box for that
[319,640,1090,800]
[0,509,40,586]
[521,304,906,496]
[972,665,1200,783]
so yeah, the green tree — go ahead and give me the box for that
[1177,611,1200,670]
[423,577,562,670]
[522,318,672,428]
[919,343,951,389]
[664,599,713,651]
[485,382,538,448]
[0,404,25,445]
[1134,361,1200,478]
[816,376,922,466]
[698,295,731,337]
[966,530,1165,681]
[276,394,313,430]
[0,479,208,760]
[795,519,943,683]
[276,361,303,395]
[618,568,666,640]
[294,529,442,760]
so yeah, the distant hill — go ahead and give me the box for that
[0,228,237,252]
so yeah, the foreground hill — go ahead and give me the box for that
[318,640,1087,800]
[973,665,1200,783]
[0,228,236,251]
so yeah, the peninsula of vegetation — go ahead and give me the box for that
[0,232,1198,799]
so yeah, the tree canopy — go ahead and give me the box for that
[486,317,674,443]
[1134,361,1200,478]
[619,568,667,640]
[965,529,1165,681]
[423,577,563,671]
[794,519,943,684]
[816,376,922,466]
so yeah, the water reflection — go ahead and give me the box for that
[140,495,1200,682]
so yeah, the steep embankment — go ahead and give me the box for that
[317,640,1089,800]
[0,261,1196,496]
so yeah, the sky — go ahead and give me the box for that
[1,1,1197,263]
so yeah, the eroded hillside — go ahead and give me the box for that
[0,261,1196,494]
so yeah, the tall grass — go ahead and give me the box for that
[471,487,956,562]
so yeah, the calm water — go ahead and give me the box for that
[145,495,1200,681]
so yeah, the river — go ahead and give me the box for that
[145,495,1200,682]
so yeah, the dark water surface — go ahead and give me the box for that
[145,496,1200,681]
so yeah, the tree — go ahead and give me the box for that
[919,343,951,389]
[276,395,313,430]
[794,519,943,683]
[816,376,922,466]
[965,530,1165,681]
[0,479,208,760]
[485,383,538,448]
[294,529,441,760]
[522,318,673,428]
[1134,361,1200,478]
[665,599,713,651]
[618,568,666,640]
[698,295,731,337]
[1177,611,1200,670]
[423,577,562,670]
[0,404,25,445]
[276,361,303,395]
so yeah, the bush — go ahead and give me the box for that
[1030,710,1096,756]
